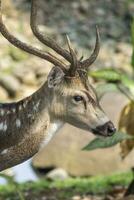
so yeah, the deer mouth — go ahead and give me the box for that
[91,121,116,137]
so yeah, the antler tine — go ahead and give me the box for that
[0,0,66,70]
[66,35,78,76]
[31,0,72,64]
[81,26,100,69]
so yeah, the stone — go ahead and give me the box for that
[0,74,21,97]
[79,0,89,13]
[32,92,132,176]
[0,86,9,101]
[2,0,17,17]
[17,85,37,100]
[9,46,29,62]
[96,42,132,73]
[120,196,134,200]
[13,64,37,86]
[46,168,69,181]
[13,57,52,85]
[72,196,81,200]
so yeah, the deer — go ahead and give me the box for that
[0,0,116,172]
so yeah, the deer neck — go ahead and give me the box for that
[34,83,64,148]
[0,81,64,150]
[39,120,63,150]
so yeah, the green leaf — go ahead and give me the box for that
[131,50,134,70]
[0,173,25,200]
[131,19,134,70]
[90,68,134,99]
[89,69,134,88]
[120,75,134,95]
[89,69,121,82]
[82,132,133,151]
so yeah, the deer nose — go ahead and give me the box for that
[107,121,116,135]
[94,121,116,136]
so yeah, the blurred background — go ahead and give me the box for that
[0,0,134,199]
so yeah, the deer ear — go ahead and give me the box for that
[47,67,65,88]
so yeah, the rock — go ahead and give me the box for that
[22,72,37,86]
[72,196,102,200]
[13,64,37,86]
[96,42,132,73]
[16,85,37,100]
[79,0,89,13]
[0,74,21,97]
[106,18,124,39]
[2,0,17,17]
[0,86,9,101]
[41,197,47,200]
[120,196,134,200]
[0,56,13,70]
[95,8,105,16]
[2,169,14,177]
[33,92,131,176]
[72,196,81,200]
[13,57,52,86]
[46,168,69,181]
[127,3,134,18]
[9,46,29,62]
[25,57,52,79]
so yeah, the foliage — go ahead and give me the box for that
[83,132,133,151]
[0,173,25,200]
[89,68,134,101]
[0,171,133,199]
[131,19,134,69]
[119,102,134,158]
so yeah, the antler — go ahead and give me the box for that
[0,0,66,70]
[81,26,100,69]
[30,0,72,64]
[66,35,79,76]
[0,0,100,77]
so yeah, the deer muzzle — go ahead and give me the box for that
[92,121,116,137]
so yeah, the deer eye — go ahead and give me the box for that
[73,95,83,102]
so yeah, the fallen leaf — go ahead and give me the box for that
[119,102,134,158]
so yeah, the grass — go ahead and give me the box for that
[0,170,133,199]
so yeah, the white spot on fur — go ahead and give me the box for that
[23,103,26,108]
[0,110,5,116]
[3,124,7,131]
[1,149,8,155]
[0,122,7,131]
[39,121,64,151]
[33,101,40,112]
[19,105,22,111]
[28,113,32,118]
[12,108,16,113]
[0,122,4,131]
[16,119,21,128]
[7,110,10,114]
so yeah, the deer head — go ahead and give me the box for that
[47,44,116,136]
[0,0,116,138]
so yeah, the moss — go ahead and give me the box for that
[0,170,133,200]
